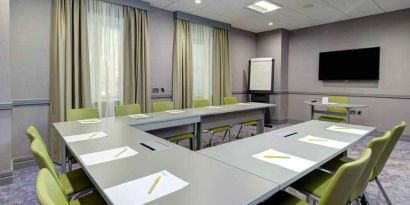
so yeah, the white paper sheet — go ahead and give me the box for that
[237,103,251,105]
[164,110,185,114]
[104,170,189,205]
[327,125,368,135]
[80,146,138,166]
[77,118,102,124]
[205,106,222,109]
[253,149,315,172]
[299,135,349,149]
[64,131,108,143]
[322,97,329,104]
[129,114,150,119]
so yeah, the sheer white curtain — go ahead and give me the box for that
[191,23,213,102]
[87,0,124,117]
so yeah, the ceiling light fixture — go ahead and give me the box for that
[247,1,281,14]
[195,0,201,4]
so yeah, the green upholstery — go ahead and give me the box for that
[291,148,371,205]
[318,96,348,123]
[193,99,210,108]
[115,104,141,116]
[152,101,194,148]
[31,139,92,195]
[152,101,174,112]
[193,99,231,134]
[66,108,100,121]
[223,96,238,105]
[302,131,390,202]
[36,168,106,205]
[27,126,48,153]
[371,121,406,180]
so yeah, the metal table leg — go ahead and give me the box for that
[310,105,315,120]
[257,110,265,134]
[196,121,203,150]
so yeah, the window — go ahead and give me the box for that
[191,23,213,101]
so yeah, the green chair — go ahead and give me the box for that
[193,99,231,146]
[36,168,106,205]
[260,148,372,205]
[66,108,100,121]
[294,131,391,204]
[318,96,348,123]
[27,126,48,153]
[224,96,258,138]
[152,101,194,150]
[31,139,93,197]
[115,104,141,116]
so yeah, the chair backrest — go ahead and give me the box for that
[152,101,173,112]
[31,139,64,192]
[319,148,371,205]
[66,108,100,121]
[327,96,348,114]
[115,104,141,116]
[224,97,238,105]
[36,168,70,205]
[193,99,210,108]
[350,131,390,201]
[370,121,406,181]
[27,126,48,155]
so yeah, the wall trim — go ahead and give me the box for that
[0,102,12,110]
[12,98,50,107]
[151,93,172,99]
[0,171,13,186]
[174,11,232,30]
[13,156,36,170]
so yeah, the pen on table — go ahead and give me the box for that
[307,138,328,142]
[114,147,128,158]
[88,132,99,139]
[264,155,290,159]
[148,175,162,194]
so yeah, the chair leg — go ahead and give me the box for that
[68,159,72,171]
[208,132,214,146]
[189,138,194,151]
[228,129,231,141]
[222,130,228,142]
[375,177,393,205]
[236,125,243,139]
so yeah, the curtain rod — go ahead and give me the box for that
[174,11,232,30]
[102,0,151,11]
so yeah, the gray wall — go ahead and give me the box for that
[0,0,13,184]
[287,9,410,135]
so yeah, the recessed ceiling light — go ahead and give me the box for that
[247,1,281,14]
[268,22,273,26]
[195,0,201,4]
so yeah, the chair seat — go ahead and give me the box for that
[70,192,107,205]
[322,157,354,172]
[211,125,231,133]
[168,133,194,142]
[59,168,93,195]
[259,191,309,205]
[291,170,333,199]
[242,120,257,127]
[318,115,346,123]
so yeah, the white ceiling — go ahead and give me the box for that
[145,0,410,32]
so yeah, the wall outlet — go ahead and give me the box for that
[152,88,159,93]
[350,110,356,115]
[357,110,362,115]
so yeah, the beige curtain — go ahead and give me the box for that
[123,8,151,112]
[172,19,193,109]
[50,0,91,162]
[212,28,231,105]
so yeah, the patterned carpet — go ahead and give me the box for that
[1,124,409,205]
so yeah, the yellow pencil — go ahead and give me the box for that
[88,132,99,139]
[333,127,349,129]
[114,147,128,158]
[307,138,328,142]
[148,175,162,194]
[264,155,290,159]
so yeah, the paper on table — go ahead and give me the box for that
[64,131,108,143]
[78,118,101,124]
[322,97,329,104]
[253,149,315,172]
[104,170,189,205]
[237,103,251,105]
[327,125,368,135]
[129,114,150,119]
[205,106,222,109]
[80,146,138,166]
[165,110,185,114]
[299,135,349,149]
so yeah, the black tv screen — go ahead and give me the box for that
[319,47,380,80]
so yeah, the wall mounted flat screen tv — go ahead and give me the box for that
[319,47,380,80]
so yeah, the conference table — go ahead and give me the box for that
[304,101,368,123]
[199,120,375,188]
[53,103,375,205]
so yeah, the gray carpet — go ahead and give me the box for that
[1,124,409,205]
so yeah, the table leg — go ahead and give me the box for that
[346,108,351,124]
[196,121,203,150]
[310,105,315,120]
[257,110,265,134]
[61,140,67,173]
